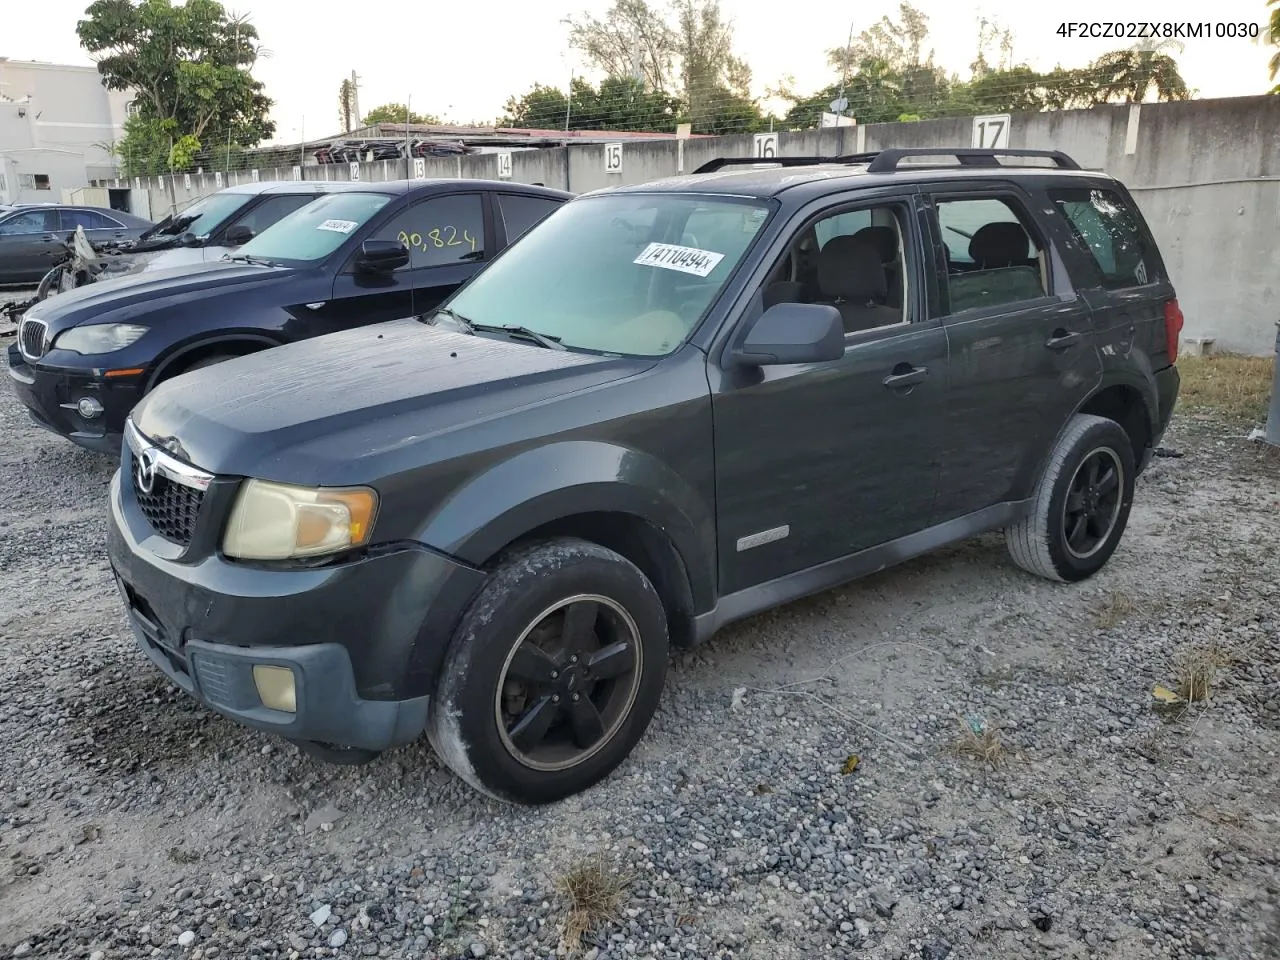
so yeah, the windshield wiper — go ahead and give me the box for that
[224,253,277,267]
[472,323,566,351]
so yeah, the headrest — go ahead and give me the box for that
[852,226,897,264]
[818,235,888,303]
[969,221,1030,268]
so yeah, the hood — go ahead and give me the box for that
[131,319,651,484]
[98,244,226,281]
[24,260,291,334]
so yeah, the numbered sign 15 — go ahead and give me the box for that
[349,161,361,182]
[972,114,1011,150]
[604,142,623,174]
[497,152,513,179]
[413,157,426,180]
[753,133,779,159]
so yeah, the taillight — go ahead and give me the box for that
[1164,299,1184,363]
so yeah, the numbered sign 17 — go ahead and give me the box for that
[753,133,779,159]
[972,114,1011,150]
[604,142,623,174]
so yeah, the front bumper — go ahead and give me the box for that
[106,463,487,753]
[7,343,141,455]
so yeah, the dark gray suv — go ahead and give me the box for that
[106,147,1182,804]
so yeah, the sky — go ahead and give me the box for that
[5,0,1276,144]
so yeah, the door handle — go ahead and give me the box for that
[1045,329,1084,351]
[883,364,928,389]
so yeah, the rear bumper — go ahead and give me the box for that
[1141,363,1181,472]
[106,466,486,752]
[6,343,138,455]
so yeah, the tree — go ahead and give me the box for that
[338,78,357,133]
[568,0,676,92]
[501,77,679,132]
[361,102,440,127]
[1084,44,1190,103]
[77,0,276,173]
[1269,0,1280,91]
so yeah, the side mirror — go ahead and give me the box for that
[731,302,845,367]
[223,223,254,245]
[355,239,410,273]
[176,231,199,247]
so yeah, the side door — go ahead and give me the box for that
[326,192,491,328]
[1045,182,1176,369]
[494,192,568,247]
[62,208,130,245]
[711,191,949,596]
[923,186,1101,523]
[0,208,62,282]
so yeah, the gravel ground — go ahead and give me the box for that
[1,341,1278,960]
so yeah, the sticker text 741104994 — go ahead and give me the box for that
[633,242,724,278]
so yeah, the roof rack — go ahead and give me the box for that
[864,147,1080,172]
[692,147,1080,176]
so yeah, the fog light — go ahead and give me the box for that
[252,664,297,713]
[77,396,104,419]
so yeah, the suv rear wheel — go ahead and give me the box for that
[426,538,668,804]
[1005,413,1136,582]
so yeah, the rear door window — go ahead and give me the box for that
[1049,187,1159,289]
[372,194,487,269]
[933,196,1048,313]
[497,194,564,243]
[63,209,124,230]
[224,194,315,238]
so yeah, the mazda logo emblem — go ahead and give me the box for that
[135,448,158,495]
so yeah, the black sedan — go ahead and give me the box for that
[0,204,153,284]
[8,179,571,454]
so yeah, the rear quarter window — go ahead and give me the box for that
[1049,187,1160,289]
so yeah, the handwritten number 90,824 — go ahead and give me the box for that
[397,226,477,255]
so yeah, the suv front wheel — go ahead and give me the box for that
[426,538,669,804]
[1005,413,1137,583]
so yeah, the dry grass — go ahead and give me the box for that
[557,857,631,951]
[1177,354,1275,421]
[1095,588,1138,629]
[1173,641,1233,703]
[948,716,1007,769]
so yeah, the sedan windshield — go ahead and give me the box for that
[439,193,772,357]
[234,192,393,265]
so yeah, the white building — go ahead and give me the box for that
[0,58,131,204]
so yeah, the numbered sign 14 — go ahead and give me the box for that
[604,142,623,174]
[497,152,513,179]
[753,133,779,159]
[972,114,1011,150]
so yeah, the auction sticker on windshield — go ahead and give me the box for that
[317,219,359,234]
[633,242,724,278]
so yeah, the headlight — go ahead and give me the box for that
[54,323,149,354]
[222,479,378,560]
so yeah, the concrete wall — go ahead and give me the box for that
[96,94,1280,354]
[0,59,129,203]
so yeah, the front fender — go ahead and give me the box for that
[416,440,716,612]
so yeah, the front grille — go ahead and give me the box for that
[19,318,48,360]
[132,468,205,546]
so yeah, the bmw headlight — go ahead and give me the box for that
[54,323,149,355]
[223,479,378,560]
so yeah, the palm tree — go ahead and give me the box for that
[1086,41,1190,103]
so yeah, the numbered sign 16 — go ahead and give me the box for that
[604,142,623,174]
[497,152,513,179]
[349,161,361,182]
[972,114,1011,150]
[413,157,426,180]
[753,133,779,159]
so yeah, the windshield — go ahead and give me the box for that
[234,192,393,264]
[440,193,771,356]
[145,192,248,239]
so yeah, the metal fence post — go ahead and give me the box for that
[1265,321,1280,446]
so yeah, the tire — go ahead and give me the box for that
[1005,413,1137,583]
[426,538,669,804]
[179,353,240,373]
